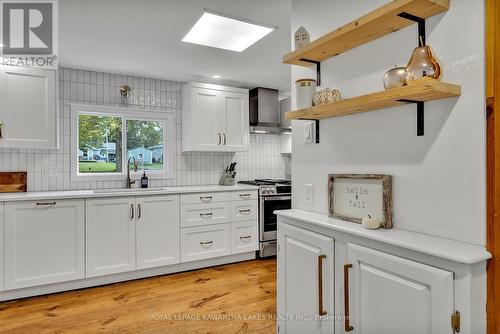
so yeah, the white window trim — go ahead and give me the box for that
[70,103,175,182]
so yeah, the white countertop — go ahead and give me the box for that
[275,209,491,265]
[0,184,259,202]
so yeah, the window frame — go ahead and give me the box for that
[70,103,174,182]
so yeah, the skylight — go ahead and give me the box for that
[182,10,275,52]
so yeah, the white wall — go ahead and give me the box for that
[0,68,288,191]
[291,0,486,245]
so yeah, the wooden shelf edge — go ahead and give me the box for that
[284,0,450,66]
[286,79,461,120]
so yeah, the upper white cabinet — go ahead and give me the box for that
[4,200,84,290]
[0,203,4,292]
[182,82,249,152]
[346,243,454,334]
[136,195,180,270]
[277,223,334,334]
[0,65,58,149]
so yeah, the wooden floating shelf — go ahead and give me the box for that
[283,0,449,66]
[286,79,461,120]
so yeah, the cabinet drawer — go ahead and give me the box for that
[181,202,230,227]
[231,221,258,254]
[231,190,258,201]
[180,192,230,205]
[181,224,231,262]
[231,201,258,222]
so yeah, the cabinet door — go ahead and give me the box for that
[0,66,57,149]
[277,223,334,334]
[220,92,248,151]
[346,243,454,334]
[136,195,180,269]
[86,197,136,277]
[4,200,84,290]
[190,87,225,150]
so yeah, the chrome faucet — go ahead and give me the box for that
[127,156,137,188]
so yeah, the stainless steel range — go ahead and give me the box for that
[238,179,291,257]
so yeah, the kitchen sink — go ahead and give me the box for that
[92,187,168,194]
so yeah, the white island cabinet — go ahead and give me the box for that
[276,209,491,334]
[0,65,58,149]
[4,200,84,290]
[277,223,334,334]
[182,82,249,152]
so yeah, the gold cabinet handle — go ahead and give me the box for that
[0,121,3,139]
[239,235,252,240]
[223,133,227,145]
[137,204,141,219]
[344,263,354,332]
[130,204,134,220]
[217,133,222,145]
[318,255,327,316]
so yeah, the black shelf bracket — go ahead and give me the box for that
[299,58,321,86]
[298,119,320,143]
[397,12,426,46]
[398,99,425,136]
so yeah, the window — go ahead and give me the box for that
[71,105,173,181]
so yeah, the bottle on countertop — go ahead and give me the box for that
[141,171,148,188]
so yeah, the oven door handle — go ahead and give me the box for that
[263,196,291,201]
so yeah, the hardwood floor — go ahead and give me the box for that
[0,259,276,334]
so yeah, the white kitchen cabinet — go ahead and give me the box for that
[181,223,231,262]
[230,200,258,222]
[0,65,58,149]
[182,82,249,152]
[346,243,454,334]
[136,195,180,270]
[277,223,334,334]
[181,202,230,227]
[0,203,4,291]
[231,221,258,254]
[4,200,84,289]
[86,197,136,277]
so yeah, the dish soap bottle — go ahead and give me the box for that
[141,171,148,188]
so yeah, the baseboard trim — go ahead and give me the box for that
[0,252,256,301]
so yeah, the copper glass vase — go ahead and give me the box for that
[405,45,442,82]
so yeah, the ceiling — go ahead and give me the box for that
[59,0,291,93]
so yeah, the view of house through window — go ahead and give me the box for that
[127,120,164,171]
[78,115,123,173]
[77,113,166,175]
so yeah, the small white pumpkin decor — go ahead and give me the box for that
[362,215,381,230]
[295,26,310,50]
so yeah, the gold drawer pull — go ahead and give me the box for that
[200,212,213,218]
[318,255,327,316]
[344,263,354,332]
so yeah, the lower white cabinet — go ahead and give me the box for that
[347,243,454,334]
[136,195,180,269]
[230,200,258,222]
[181,223,231,262]
[0,203,4,291]
[231,221,258,254]
[4,200,85,289]
[86,197,136,277]
[277,223,334,334]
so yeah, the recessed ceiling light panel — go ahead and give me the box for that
[182,10,275,52]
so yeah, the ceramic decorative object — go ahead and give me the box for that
[383,65,407,89]
[294,26,310,50]
[313,88,342,106]
[295,79,316,109]
[405,41,442,82]
[362,215,381,230]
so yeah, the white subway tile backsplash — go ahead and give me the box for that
[0,67,288,191]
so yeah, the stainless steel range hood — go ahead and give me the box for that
[249,87,290,134]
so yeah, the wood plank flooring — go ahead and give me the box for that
[0,259,276,334]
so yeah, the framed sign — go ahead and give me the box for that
[328,174,393,229]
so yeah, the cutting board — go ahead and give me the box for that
[0,172,27,192]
